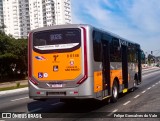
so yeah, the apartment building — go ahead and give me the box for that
[29,0,55,30]
[2,0,72,39]
[3,0,30,39]
[0,0,4,31]
[54,0,71,25]
[29,0,72,30]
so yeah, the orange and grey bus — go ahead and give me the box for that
[28,24,144,102]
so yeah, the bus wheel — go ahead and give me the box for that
[111,81,119,103]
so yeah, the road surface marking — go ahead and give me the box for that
[142,90,146,94]
[51,102,63,106]
[29,108,42,113]
[134,95,140,99]
[155,82,158,85]
[123,101,131,106]
[147,87,151,90]
[11,97,29,102]
[112,109,118,112]
[107,109,118,116]
[152,85,155,87]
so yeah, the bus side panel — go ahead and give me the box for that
[94,71,103,93]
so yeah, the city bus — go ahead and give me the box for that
[28,24,144,102]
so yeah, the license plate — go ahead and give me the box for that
[51,84,63,88]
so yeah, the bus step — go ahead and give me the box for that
[103,95,111,100]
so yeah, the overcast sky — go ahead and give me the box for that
[71,0,160,56]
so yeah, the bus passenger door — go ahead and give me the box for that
[102,40,111,96]
[122,45,128,90]
[137,49,142,84]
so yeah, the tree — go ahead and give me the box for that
[11,38,28,78]
[0,32,16,79]
[0,32,27,81]
[0,24,6,32]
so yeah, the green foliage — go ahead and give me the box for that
[0,32,27,81]
[16,82,20,88]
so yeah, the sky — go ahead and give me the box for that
[71,0,160,56]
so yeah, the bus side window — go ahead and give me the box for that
[110,38,121,62]
[93,31,102,62]
[128,43,137,63]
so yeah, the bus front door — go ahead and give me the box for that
[122,45,128,91]
[102,40,111,97]
[138,49,142,84]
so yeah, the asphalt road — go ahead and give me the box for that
[0,68,160,121]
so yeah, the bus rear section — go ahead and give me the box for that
[28,26,93,100]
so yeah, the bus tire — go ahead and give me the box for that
[111,81,119,103]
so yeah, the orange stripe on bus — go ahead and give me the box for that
[94,69,123,93]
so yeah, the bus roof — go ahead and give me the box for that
[30,24,140,47]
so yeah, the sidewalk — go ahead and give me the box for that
[142,66,159,70]
[0,80,28,95]
[0,79,28,88]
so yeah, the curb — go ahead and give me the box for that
[0,87,28,96]
[142,67,159,70]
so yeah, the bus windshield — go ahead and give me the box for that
[33,28,81,53]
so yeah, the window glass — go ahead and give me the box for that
[128,43,137,62]
[93,30,102,62]
[33,28,81,53]
[110,38,121,62]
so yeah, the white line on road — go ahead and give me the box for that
[11,97,29,102]
[51,102,63,106]
[29,108,42,113]
[147,87,151,90]
[134,95,140,99]
[152,85,155,87]
[142,90,146,94]
[155,82,158,85]
[107,109,118,116]
[123,101,131,106]
[112,109,118,113]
